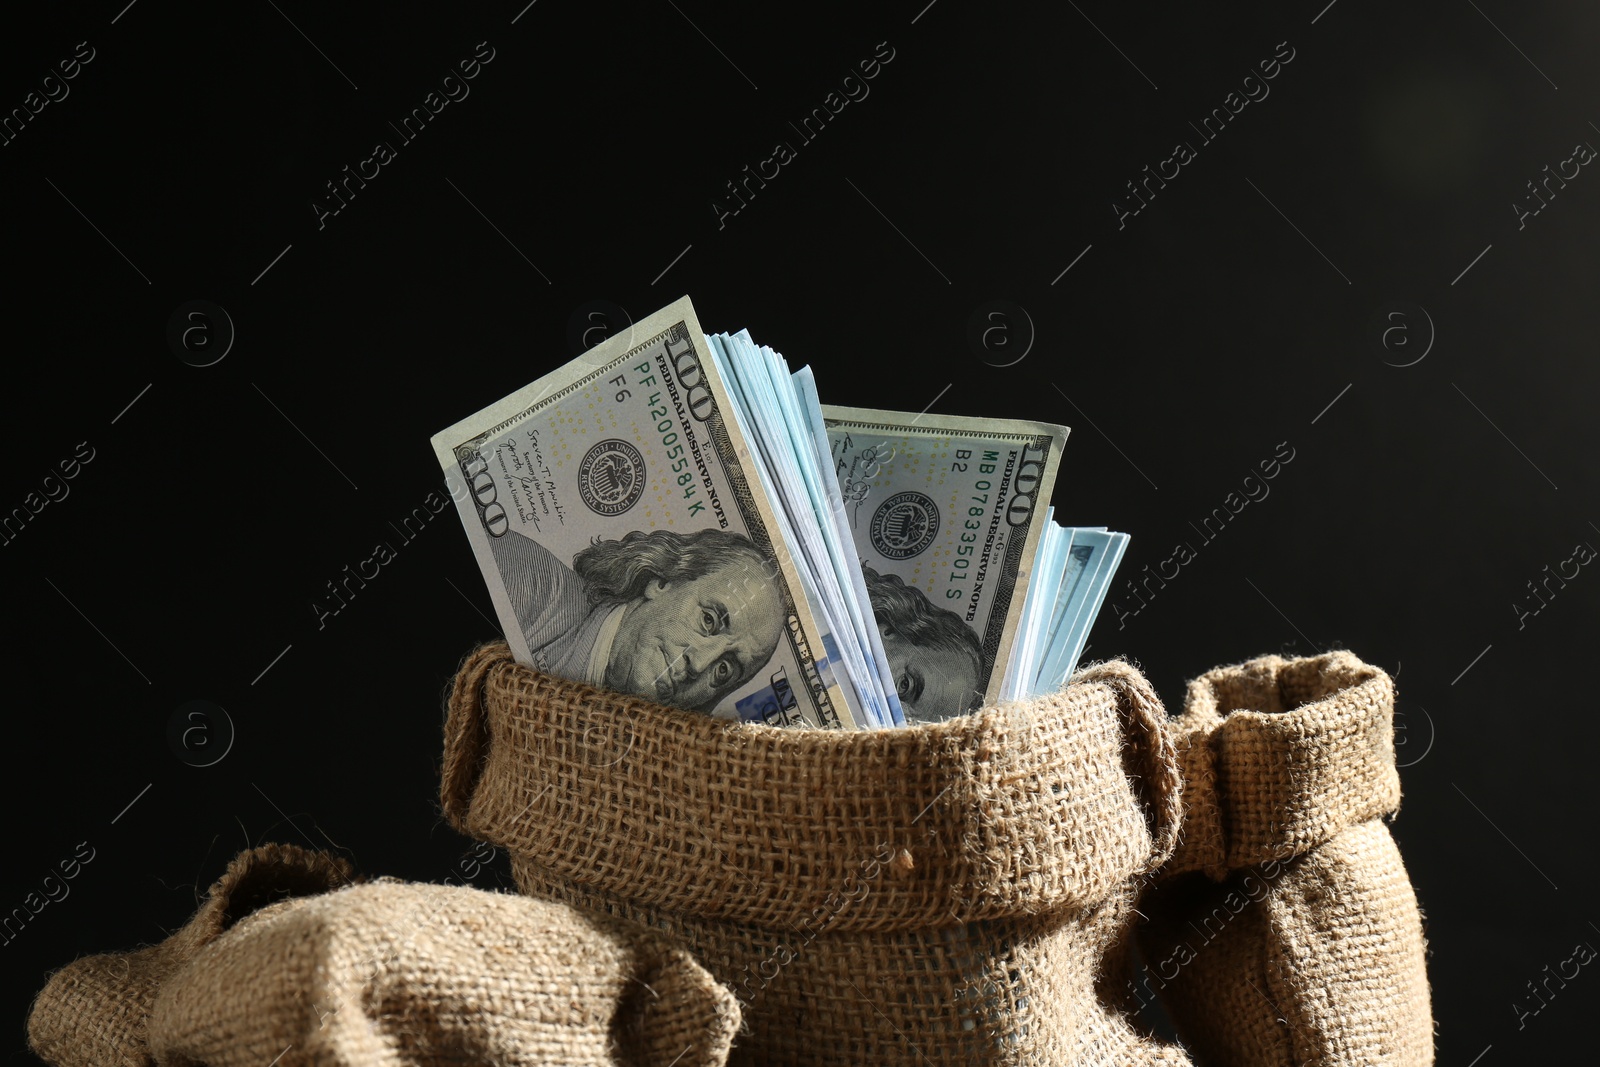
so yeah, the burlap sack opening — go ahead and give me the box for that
[28,843,357,1067]
[1136,651,1433,1067]
[442,641,1192,1066]
[147,880,741,1067]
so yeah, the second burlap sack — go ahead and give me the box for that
[148,879,740,1067]
[28,843,356,1067]
[1135,651,1433,1067]
[442,642,1193,1067]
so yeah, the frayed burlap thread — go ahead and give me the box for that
[441,641,1193,1066]
[27,843,356,1067]
[147,880,741,1067]
[1137,651,1433,1067]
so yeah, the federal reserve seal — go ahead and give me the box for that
[870,491,940,560]
[577,439,646,516]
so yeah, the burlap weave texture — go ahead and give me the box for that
[27,843,356,1067]
[147,880,741,1067]
[1137,651,1434,1067]
[442,641,1192,1066]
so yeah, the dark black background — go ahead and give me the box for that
[3,0,1594,1061]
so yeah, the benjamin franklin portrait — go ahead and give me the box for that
[489,527,785,712]
[863,566,984,722]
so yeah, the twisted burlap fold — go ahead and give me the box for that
[147,880,741,1067]
[1136,651,1433,1067]
[442,641,1192,1066]
[27,843,356,1067]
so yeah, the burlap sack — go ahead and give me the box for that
[28,843,356,1067]
[441,641,1192,1067]
[1135,651,1433,1066]
[146,879,740,1067]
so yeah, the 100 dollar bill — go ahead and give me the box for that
[431,297,855,728]
[821,406,1067,720]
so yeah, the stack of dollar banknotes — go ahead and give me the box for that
[431,297,1127,727]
